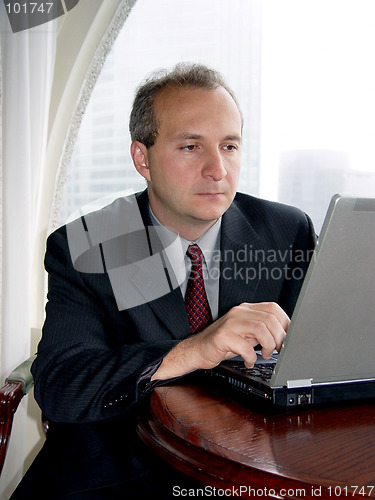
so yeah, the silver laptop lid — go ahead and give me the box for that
[271,195,375,388]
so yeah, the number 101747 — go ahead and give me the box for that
[327,485,375,497]
[5,3,54,15]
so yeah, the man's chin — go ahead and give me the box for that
[190,206,228,224]
[195,195,232,215]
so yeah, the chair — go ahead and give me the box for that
[0,355,36,475]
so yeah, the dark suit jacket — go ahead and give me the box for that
[13,190,316,498]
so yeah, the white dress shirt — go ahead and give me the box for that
[149,208,221,320]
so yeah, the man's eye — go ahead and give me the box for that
[224,144,238,151]
[182,145,197,151]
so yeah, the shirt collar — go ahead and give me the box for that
[180,220,221,270]
[149,207,221,270]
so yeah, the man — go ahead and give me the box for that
[12,63,316,499]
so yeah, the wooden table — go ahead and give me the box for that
[137,379,375,499]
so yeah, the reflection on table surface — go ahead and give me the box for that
[138,379,375,498]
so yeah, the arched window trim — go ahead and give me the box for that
[49,0,137,232]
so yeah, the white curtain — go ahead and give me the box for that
[0,4,56,497]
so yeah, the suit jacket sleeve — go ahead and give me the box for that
[32,225,180,424]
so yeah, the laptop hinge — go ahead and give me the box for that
[287,378,313,389]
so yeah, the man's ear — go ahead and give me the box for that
[131,141,151,182]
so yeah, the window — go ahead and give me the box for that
[260,0,375,231]
[60,0,375,232]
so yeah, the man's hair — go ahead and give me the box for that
[129,62,243,148]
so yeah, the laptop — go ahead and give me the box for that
[206,195,375,407]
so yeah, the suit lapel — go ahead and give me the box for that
[219,202,264,315]
[135,190,190,339]
[146,287,190,340]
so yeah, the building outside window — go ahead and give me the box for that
[60,0,375,233]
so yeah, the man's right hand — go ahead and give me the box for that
[151,301,290,381]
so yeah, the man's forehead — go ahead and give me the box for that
[170,131,242,143]
[153,86,242,133]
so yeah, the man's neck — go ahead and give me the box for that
[177,219,219,241]
[153,215,218,241]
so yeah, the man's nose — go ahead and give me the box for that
[202,150,227,181]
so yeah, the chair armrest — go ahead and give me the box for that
[5,354,36,396]
[0,355,36,475]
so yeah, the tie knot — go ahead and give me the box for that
[186,244,203,266]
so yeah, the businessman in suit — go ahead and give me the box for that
[12,63,316,499]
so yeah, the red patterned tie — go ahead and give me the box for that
[184,244,212,334]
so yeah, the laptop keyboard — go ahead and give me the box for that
[240,362,276,382]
